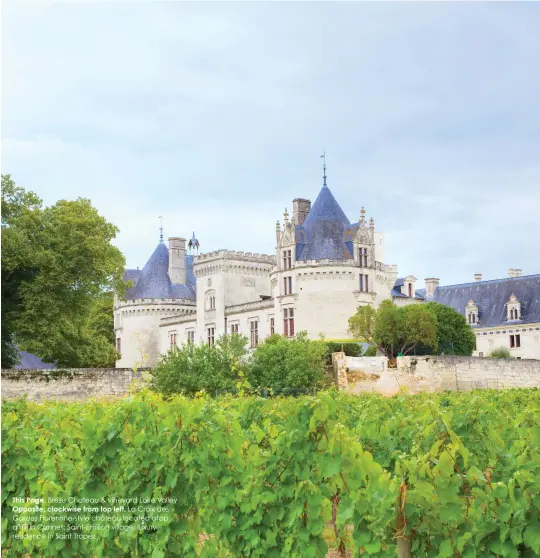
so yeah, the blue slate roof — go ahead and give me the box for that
[123,269,141,285]
[14,350,56,369]
[124,242,196,301]
[296,184,354,261]
[422,274,540,327]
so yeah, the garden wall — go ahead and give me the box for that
[0,368,151,401]
[334,353,540,395]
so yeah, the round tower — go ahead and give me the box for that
[115,237,196,368]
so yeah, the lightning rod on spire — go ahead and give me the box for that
[320,152,327,186]
[159,216,163,242]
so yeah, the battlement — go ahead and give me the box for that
[293,259,359,268]
[195,250,276,265]
[160,313,197,326]
[225,298,275,316]
[114,298,196,310]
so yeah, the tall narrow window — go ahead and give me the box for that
[231,323,239,334]
[169,332,177,350]
[116,338,121,354]
[282,250,292,270]
[284,308,294,337]
[207,327,215,347]
[360,274,369,293]
[283,276,292,295]
[270,317,275,335]
[408,283,413,298]
[359,247,368,267]
[187,330,195,344]
[250,321,259,348]
[510,334,521,348]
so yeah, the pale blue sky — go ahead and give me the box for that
[2,0,539,286]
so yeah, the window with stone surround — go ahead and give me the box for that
[507,294,521,321]
[206,291,216,311]
[283,308,295,337]
[359,247,368,268]
[169,331,177,350]
[186,330,195,344]
[250,320,259,348]
[231,323,239,334]
[282,249,292,270]
[510,334,521,348]
[466,300,478,325]
[359,274,369,293]
[116,337,121,354]
[283,276,293,295]
[207,327,215,346]
[270,317,275,335]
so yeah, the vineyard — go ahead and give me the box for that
[2,389,540,557]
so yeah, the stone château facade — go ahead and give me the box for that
[114,175,539,368]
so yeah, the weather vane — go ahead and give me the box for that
[159,216,163,242]
[320,152,327,186]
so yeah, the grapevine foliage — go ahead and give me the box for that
[2,389,540,557]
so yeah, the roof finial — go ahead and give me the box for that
[360,207,366,224]
[320,152,327,186]
[159,216,164,242]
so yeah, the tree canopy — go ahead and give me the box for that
[349,299,477,358]
[348,301,438,357]
[422,302,476,356]
[1,174,125,367]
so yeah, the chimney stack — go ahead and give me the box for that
[424,278,440,298]
[168,237,186,284]
[508,268,522,278]
[474,273,482,282]
[292,198,311,226]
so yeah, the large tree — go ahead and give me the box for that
[348,301,438,357]
[422,302,476,356]
[1,174,125,367]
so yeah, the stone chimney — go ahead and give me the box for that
[292,198,311,226]
[474,273,482,282]
[168,237,186,284]
[508,268,522,278]
[424,278,440,298]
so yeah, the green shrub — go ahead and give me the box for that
[151,334,248,397]
[322,341,363,364]
[489,347,511,359]
[362,345,378,357]
[249,331,328,391]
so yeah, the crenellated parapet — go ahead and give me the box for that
[194,251,275,279]
[115,298,196,311]
[195,250,275,264]
[160,313,197,326]
[225,298,275,315]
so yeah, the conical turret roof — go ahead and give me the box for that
[296,184,352,261]
[123,242,196,300]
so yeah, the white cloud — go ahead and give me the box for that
[2,1,539,283]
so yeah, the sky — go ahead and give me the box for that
[2,0,539,287]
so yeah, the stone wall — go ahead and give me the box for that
[1,368,152,401]
[335,354,540,395]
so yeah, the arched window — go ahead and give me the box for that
[206,291,216,311]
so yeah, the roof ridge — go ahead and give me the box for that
[436,274,540,289]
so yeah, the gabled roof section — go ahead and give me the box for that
[427,274,540,327]
[124,243,196,301]
[296,185,352,261]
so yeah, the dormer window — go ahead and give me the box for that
[465,299,478,325]
[507,294,521,321]
[403,275,417,298]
